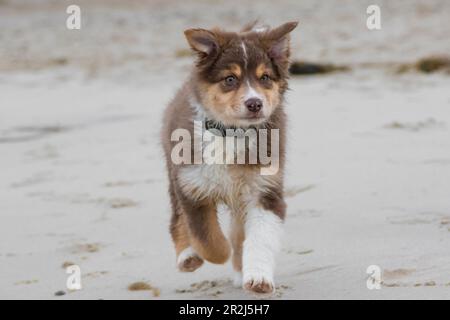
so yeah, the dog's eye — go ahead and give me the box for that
[260,74,271,82]
[224,75,238,86]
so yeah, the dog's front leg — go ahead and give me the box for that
[242,202,284,294]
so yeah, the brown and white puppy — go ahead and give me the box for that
[161,21,298,294]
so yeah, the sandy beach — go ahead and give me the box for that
[1,0,450,299]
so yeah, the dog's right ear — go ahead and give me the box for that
[184,29,219,59]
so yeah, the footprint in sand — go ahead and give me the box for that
[14,279,39,286]
[103,179,155,188]
[383,118,445,132]
[0,125,71,143]
[128,281,160,297]
[285,248,314,255]
[69,242,103,254]
[381,269,443,288]
[108,198,139,209]
[387,211,450,231]
[176,279,292,298]
[176,280,228,297]
[10,171,52,188]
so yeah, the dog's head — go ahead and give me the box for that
[185,21,298,127]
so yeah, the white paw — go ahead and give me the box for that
[177,247,204,272]
[243,270,275,294]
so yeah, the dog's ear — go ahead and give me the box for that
[184,28,219,59]
[261,21,298,62]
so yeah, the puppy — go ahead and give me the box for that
[161,21,298,294]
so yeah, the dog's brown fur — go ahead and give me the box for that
[161,21,297,294]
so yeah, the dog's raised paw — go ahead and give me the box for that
[177,247,204,272]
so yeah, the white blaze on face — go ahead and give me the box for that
[240,40,266,120]
[242,80,265,115]
[241,41,248,69]
[244,81,263,101]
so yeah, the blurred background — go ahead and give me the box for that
[1,0,450,300]
[1,0,450,78]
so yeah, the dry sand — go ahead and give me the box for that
[1,0,450,299]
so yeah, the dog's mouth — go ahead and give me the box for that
[241,115,265,120]
[238,114,267,125]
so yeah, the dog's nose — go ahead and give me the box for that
[245,98,263,113]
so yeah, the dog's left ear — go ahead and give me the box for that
[262,21,298,62]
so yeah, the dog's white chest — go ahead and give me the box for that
[178,164,265,210]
